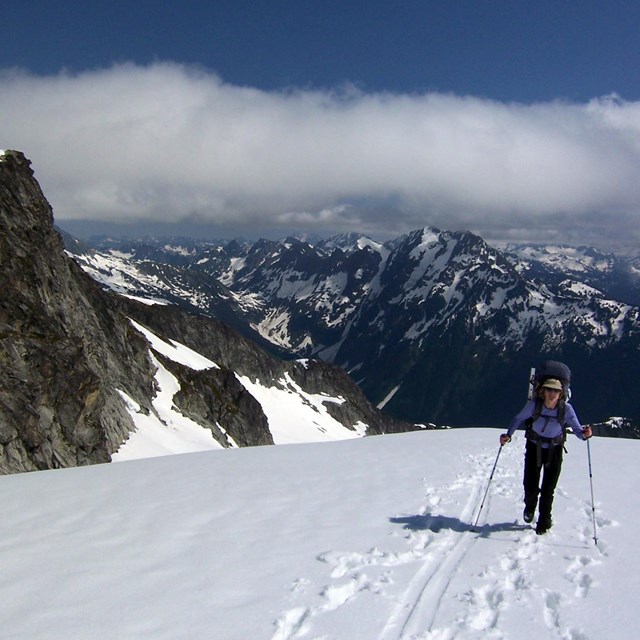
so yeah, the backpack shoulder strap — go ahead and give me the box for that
[558,398,568,442]
[524,397,543,428]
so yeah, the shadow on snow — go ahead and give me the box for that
[389,513,529,534]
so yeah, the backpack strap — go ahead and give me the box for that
[524,396,543,431]
[557,398,568,443]
[524,397,544,466]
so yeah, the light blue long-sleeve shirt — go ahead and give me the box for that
[506,399,586,444]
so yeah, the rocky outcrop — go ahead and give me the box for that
[0,151,155,473]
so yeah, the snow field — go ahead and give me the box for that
[0,429,632,639]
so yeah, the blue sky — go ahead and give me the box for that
[5,1,640,102]
[2,1,640,249]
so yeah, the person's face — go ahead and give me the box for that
[542,387,562,408]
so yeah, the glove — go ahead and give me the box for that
[499,434,511,445]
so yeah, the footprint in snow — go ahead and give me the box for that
[542,590,562,630]
[464,583,504,631]
[576,503,616,553]
[318,573,370,612]
[317,545,428,579]
[289,577,310,594]
[498,554,531,592]
[564,555,598,598]
[273,574,371,639]
[271,606,311,640]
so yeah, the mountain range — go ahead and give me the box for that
[0,151,409,474]
[65,225,640,431]
[2,148,638,478]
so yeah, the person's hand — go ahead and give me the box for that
[582,425,593,439]
[500,434,511,446]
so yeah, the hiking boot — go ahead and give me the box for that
[535,516,553,535]
[523,507,535,524]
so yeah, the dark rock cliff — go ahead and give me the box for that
[0,151,154,472]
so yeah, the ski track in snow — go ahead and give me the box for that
[376,462,485,640]
[271,443,612,640]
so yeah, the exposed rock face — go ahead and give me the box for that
[0,151,411,474]
[0,151,154,473]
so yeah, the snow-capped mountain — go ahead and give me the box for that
[0,151,410,475]
[68,228,640,430]
[501,243,640,306]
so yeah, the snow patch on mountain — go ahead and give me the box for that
[560,280,603,297]
[254,308,294,347]
[162,244,195,256]
[129,319,220,370]
[378,384,401,409]
[506,244,613,273]
[238,372,366,445]
[71,250,172,304]
[114,355,226,461]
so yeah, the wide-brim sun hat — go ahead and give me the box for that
[542,378,563,390]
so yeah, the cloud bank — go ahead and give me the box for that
[2,63,640,249]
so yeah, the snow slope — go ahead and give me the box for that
[0,429,630,640]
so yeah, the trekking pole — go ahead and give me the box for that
[586,438,598,546]
[472,444,503,531]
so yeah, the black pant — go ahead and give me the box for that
[523,438,563,521]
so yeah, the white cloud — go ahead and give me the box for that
[2,63,640,249]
